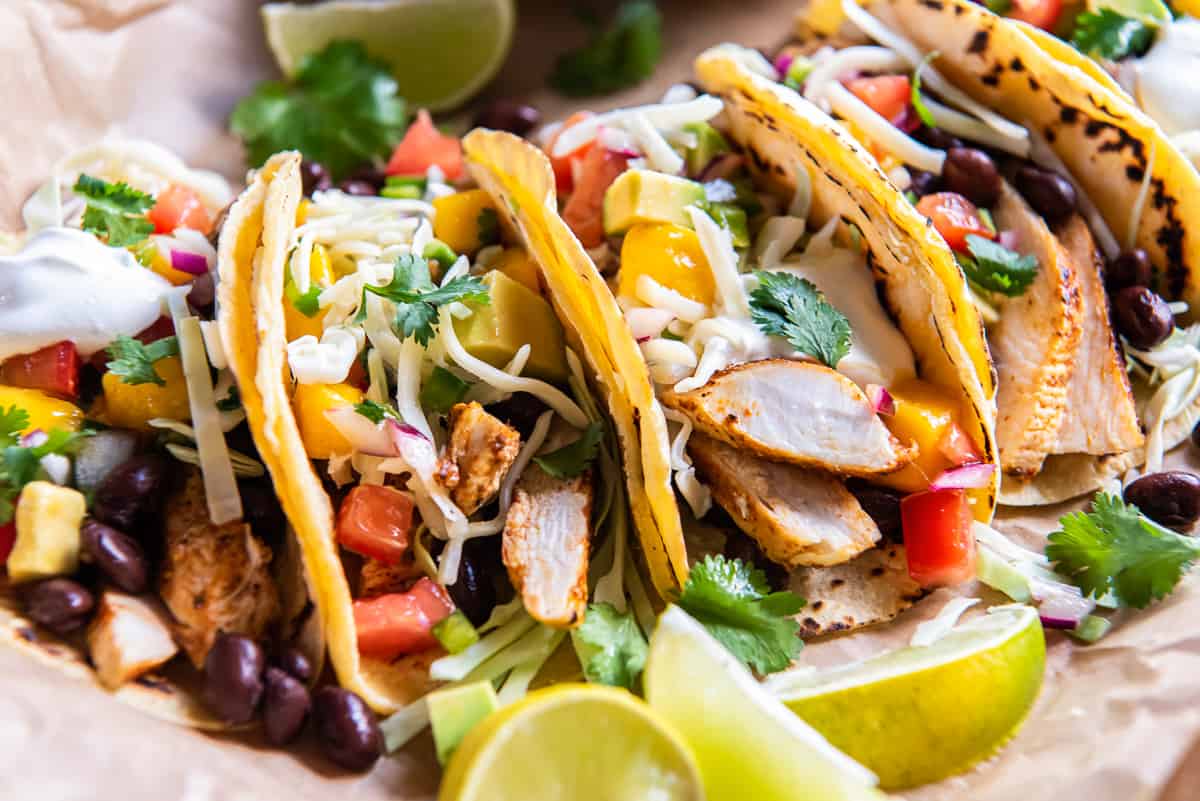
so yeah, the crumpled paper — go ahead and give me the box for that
[2,1,1198,799]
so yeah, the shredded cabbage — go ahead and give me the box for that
[828,83,946,174]
[687,206,749,318]
[550,95,724,158]
[663,408,712,518]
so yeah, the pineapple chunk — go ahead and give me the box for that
[87,592,179,689]
[9,481,85,583]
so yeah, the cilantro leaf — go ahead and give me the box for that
[420,366,470,415]
[959,235,1038,297]
[910,52,939,128]
[748,271,851,367]
[1072,10,1156,60]
[105,335,180,386]
[0,421,93,524]
[571,602,648,690]
[73,174,155,248]
[534,422,604,479]
[288,279,323,318]
[361,254,489,345]
[230,40,408,179]
[0,407,31,448]
[476,207,500,248]
[1047,493,1200,609]
[354,399,399,424]
[676,554,805,674]
[549,0,663,97]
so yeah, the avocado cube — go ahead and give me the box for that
[603,169,707,236]
[683,122,731,176]
[9,481,85,583]
[428,680,500,765]
[453,271,568,383]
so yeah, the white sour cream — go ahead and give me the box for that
[1136,19,1200,137]
[0,227,173,361]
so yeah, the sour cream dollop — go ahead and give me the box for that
[0,227,173,361]
[1136,19,1200,137]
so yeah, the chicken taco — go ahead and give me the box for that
[534,51,997,634]
[776,0,1200,505]
[0,140,320,729]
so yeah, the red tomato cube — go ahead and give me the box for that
[901,489,977,587]
[1,341,81,400]
[336,484,415,565]
[386,110,464,181]
[844,75,913,126]
[562,146,630,248]
[915,192,996,253]
[148,184,212,235]
[353,578,455,661]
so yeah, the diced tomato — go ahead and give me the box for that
[148,185,212,235]
[562,146,630,248]
[346,357,369,391]
[386,110,464,181]
[1006,0,1062,31]
[937,421,983,466]
[0,518,15,565]
[336,484,415,565]
[545,111,595,193]
[901,489,977,587]
[353,578,455,661]
[0,342,81,400]
[845,75,913,127]
[915,192,995,253]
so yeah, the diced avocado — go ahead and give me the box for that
[682,122,731,176]
[453,271,568,383]
[428,680,500,765]
[491,248,542,294]
[603,169,707,235]
[9,481,86,584]
[706,203,750,248]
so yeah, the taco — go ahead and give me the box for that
[774,0,1200,505]
[0,139,319,729]
[538,53,997,633]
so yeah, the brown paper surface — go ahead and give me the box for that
[2,1,1198,798]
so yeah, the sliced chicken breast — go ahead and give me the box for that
[87,592,179,690]
[688,433,880,567]
[661,359,914,476]
[501,464,591,628]
[1051,216,1144,456]
[437,402,521,515]
[990,182,1084,475]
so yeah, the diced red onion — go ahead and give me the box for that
[929,462,996,490]
[773,52,795,78]
[698,153,745,182]
[324,405,397,457]
[170,249,209,276]
[627,307,676,342]
[866,384,895,416]
[19,429,48,448]
[391,421,430,442]
[892,105,921,134]
[1039,615,1081,630]
[1030,576,1094,629]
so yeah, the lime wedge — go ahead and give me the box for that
[771,605,1045,790]
[262,0,516,112]
[644,607,886,801]
[439,684,703,801]
[1090,0,1173,24]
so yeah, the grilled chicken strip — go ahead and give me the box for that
[990,182,1084,475]
[1051,216,1144,456]
[662,359,915,476]
[688,434,881,567]
[502,464,592,628]
[158,471,279,668]
[87,591,179,689]
[437,402,521,515]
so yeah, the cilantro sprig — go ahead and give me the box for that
[0,407,93,524]
[676,555,806,674]
[1048,493,1200,609]
[74,174,155,248]
[958,235,1038,297]
[357,253,489,346]
[1071,10,1157,61]
[105,335,180,386]
[572,602,648,690]
[749,271,851,368]
[230,40,408,179]
[354,399,400,425]
[534,422,604,479]
[549,0,663,96]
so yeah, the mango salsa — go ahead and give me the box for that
[433,189,498,256]
[285,244,334,342]
[0,386,84,434]
[102,357,191,431]
[293,382,364,459]
[875,378,962,493]
[617,223,715,307]
[145,244,196,287]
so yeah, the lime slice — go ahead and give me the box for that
[439,684,703,801]
[1090,0,1173,24]
[644,607,886,801]
[771,605,1045,790]
[262,0,516,112]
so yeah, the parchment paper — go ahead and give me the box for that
[3,2,1198,799]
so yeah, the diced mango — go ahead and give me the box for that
[617,223,715,306]
[293,382,364,459]
[145,244,196,286]
[296,199,310,225]
[285,244,334,342]
[875,378,961,492]
[491,248,541,294]
[101,356,191,431]
[433,189,499,255]
[9,481,85,583]
[0,386,84,434]
[453,271,568,383]
[808,0,849,36]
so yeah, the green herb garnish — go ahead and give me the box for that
[958,235,1038,297]
[1072,10,1157,60]
[572,602,648,690]
[749,271,851,367]
[534,422,604,479]
[0,407,93,524]
[420,366,471,415]
[549,1,663,96]
[354,398,400,424]
[105,335,179,386]
[74,174,155,248]
[358,253,489,345]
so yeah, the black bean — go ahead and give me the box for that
[1113,285,1174,350]
[472,100,541,136]
[846,481,904,541]
[1124,471,1200,531]
[91,454,169,535]
[914,127,963,151]
[273,645,314,683]
[1014,165,1076,222]
[722,529,788,591]
[338,179,378,197]
[186,271,215,313]
[23,579,94,634]
[1192,419,1200,451]
[240,482,287,547]
[447,537,497,627]
[942,148,1001,208]
[1106,249,1153,292]
[80,519,149,594]
[299,160,333,196]
[907,169,940,198]
[203,633,266,725]
[312,687,384,772]
[485,392,549,439]
[263,667,311,746]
